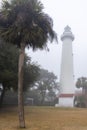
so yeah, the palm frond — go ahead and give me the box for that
[0,0,57,49]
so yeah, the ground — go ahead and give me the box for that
[0,106,87,130]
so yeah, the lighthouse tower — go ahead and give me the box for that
[59,25,75,107]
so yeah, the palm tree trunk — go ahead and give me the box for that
[18,43,25,128]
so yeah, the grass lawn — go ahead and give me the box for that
[0,106,87,130]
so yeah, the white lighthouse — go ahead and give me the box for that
[59,25,75,107]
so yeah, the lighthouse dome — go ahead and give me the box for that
[61,25,74,41]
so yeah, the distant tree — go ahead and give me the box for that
[76,77,87,94]
[0,42,40,106]
[0,41,18,106]
[26,89,41,105]
[47,90,56,102]
[76,77,87,107]
[23,60,40,90]
[74,95,86,108]
[32,69,59,105]
[0,0,57,127]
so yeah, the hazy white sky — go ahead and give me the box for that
[28,0,87,82]
[1,0,87,81]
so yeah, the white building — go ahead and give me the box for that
[59,26,75,107]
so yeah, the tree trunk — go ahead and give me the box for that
[0,87,5,107]
[41,91,45,105]
[18,43,25,128]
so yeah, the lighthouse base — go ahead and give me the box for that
[59,94,74,107]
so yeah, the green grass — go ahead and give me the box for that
[0,106,87,130]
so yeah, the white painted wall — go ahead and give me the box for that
[60,38,75,94]
[59,97,74,107]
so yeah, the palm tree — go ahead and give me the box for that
[76,77,87,107]
[76,77,87,94]
[0,0,57,128]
